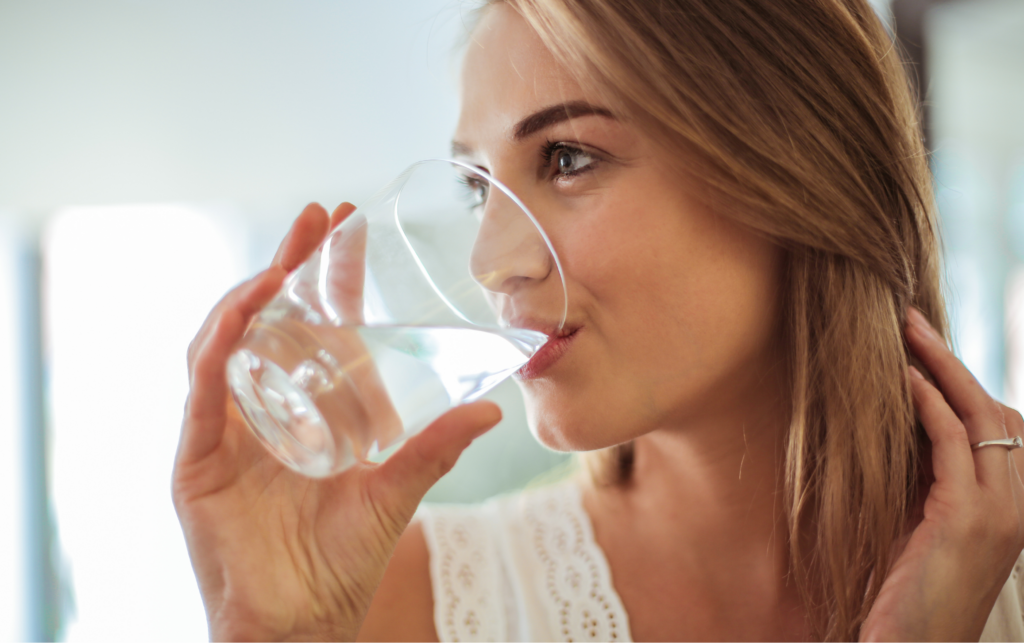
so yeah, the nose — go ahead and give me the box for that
[469,188,553,295]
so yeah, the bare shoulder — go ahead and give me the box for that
[357,519,438,642]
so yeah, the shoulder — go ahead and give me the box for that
[416,497,516,642]
[357,520,438,642]
[358,482,596,643]
[356,496,515,643]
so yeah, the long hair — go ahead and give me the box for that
[476,0,946,639]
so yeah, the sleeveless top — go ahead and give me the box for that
[417,482,1024,642]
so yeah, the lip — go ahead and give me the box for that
[515,325,580,380]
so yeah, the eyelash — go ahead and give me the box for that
[454,141,600,206]
[541,141,599,179]
[455,173,488,208]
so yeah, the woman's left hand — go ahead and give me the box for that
[860,307,1024,641]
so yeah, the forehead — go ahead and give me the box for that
[455,4,589,147]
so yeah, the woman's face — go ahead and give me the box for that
[455,4,785,451]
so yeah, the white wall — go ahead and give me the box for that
[0,0,466,224]
[929,0,1024,157]
[44,205,248,641]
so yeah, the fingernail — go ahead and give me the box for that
[907,307,938,339]
[484,404,502,426]
[909,366,925,380]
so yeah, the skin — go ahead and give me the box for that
[174,4,1024,641]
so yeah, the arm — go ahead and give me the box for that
[357,521,439,642]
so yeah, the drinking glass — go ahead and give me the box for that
[226,159,567,477]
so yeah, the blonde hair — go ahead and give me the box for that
[476,0,946,639]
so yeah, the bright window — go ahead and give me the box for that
[44,205,248,640]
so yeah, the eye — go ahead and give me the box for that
[546,144,597,179]
[456,174,489,209]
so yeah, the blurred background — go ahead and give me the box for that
[0,0,1021,639]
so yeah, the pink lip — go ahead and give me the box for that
[516,327,580,380]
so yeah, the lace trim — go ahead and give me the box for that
[521,485,630,642]
[420,484,631,642]
[420,505,507,642]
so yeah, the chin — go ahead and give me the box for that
[524,396,638,453]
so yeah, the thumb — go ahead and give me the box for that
[372,401,502,508]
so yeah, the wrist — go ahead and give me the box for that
[207,600,364,642]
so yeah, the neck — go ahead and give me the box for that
[629,370,789,562]
[630,406,788,557]
[581,355,804,638]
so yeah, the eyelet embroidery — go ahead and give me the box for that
[426,509,505,642]
[522,486,625,642]
[421,484,631,642]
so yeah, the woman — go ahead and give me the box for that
[173,0,1024,640]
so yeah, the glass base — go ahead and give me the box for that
[227,349,345,478]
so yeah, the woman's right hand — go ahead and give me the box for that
[172,202,502,641]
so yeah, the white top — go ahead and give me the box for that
[417,482,1024,642]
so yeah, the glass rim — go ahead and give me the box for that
[398,157,568,332]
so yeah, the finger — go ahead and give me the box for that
[906,308,1005,443]
[302,326,402,455]
[187,203,327,372]
[909,366,979,486]
[187,203,327,373]
[1000,403,1024,485]
[187,279,253,380]
[179,266,287,464]
[186,266,286,379]
[179,310,246,465]
[272,203,331,272]
[372,401,502,507]
[330,202,357,229]
[1002,404,1024,438]
[326,220,366,324]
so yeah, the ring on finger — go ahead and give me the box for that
[971,437,1024,451]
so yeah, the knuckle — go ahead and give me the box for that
[998,512,1022,549]
[953,514,983,543]
[913,380,940,405]
[431,452,459,481]
[1005,407,1024,437]
[1013,519,1024,551]
[937,350,965,374]
[964,508,992,542]
[935,420,971,449]
[991,400,1007,425]
[407,439,457,485]
[965,398,1004,430]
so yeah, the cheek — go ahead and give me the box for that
[533,195,782,445]
[626,221,781,392]
[566,196,739,351]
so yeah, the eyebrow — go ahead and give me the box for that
[451,100,616,157]
[512,100,615,140]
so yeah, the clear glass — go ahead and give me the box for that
[227,159,567,477]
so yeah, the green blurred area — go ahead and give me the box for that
[423,378,572,503]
